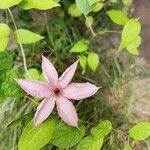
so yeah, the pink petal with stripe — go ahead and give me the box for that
[34,96,56,126]
[58,61,78,88]
[42,56,58,87]
[16,79,50,98]
[56,96,78,127]
[62,83,99,100]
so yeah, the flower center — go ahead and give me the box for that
[53,88,61,96]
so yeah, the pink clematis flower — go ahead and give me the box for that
[16,56,99,127]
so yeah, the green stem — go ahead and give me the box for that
[8,8,29,76]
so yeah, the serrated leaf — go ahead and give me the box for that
[0,23,10,38]
[79,55,87,74]
[51,121,85,149]
[91,120,112,138]
[75,0,91,16]
[68,3,82,17]
[1,69,25,97]
[70,40,89,53]
[0,0,23,9]
[129,122,150,141]
[0,51,13,71]
[123,143,132,150]
[77,135,103,150]
[19,0,60,10]
[119,19,141,50]
[92,2,104,13]
[87,52,99,71]
[18,117,56,150]
[0,37,9,51]
[14,29,44,44]
[107,10,128,25]
[88,0,101,6]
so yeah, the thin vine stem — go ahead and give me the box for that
[8,8,29,76]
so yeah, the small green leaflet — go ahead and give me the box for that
[0,23,10,51]
[129,122,150,141]
[14,29,44,44]
[123,143,133,150]
[88,0,101,6]
[77,135,103,150]
[51,121,85,149]
[119,19,141,50]
[18,117,56,150]
[70,39,89,53]
[19,0,60,10]
[91,120,112,138]
[122,0,133,6]
[68,3,82,17]
[87,52,99,71]
[75,0,91,16]
[107,10,128,25]
[24,68,40,80]
[0,23,10,38]
[92,2,104,13]
[0,37,9,52]
[85,16,94,27]
[0,0,23,9]
[79,55,87,74]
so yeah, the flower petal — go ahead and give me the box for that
[56,96,78,127]
[16,79,50,98]
[34,96,55,126]
[58,61,78,88]
[62,83,99,100]
[42,56,58,87]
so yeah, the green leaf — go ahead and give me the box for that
[0,37,9,51]
[127,49,139,55]
[7,112,34,128]
[68,3,82,17]
[24,68,40,80]
[0,23,10,51]
[19,0,60,10]
[91,120,112,138]
[122,0,132,6]
[119,19,141,50]
[1,69,25,97]
[129,122,150,141]
[77,135,103,150]
[92,2,104,12]
[0,23,10,38]
[70,39,89,53]
[123,143,132,150]
[79,55,87,74]
[88,0,101,6]
[75,0,91,16]
[0,51,13,71]
[126,36,141,50]
[0,0,23,9]
[18,117,56,150]
[85,16,94,27]
[87,52,99,71]
[107,10,128,25]
[126,36,141,55]
[14,29,44,44]
[51,121,85,149]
